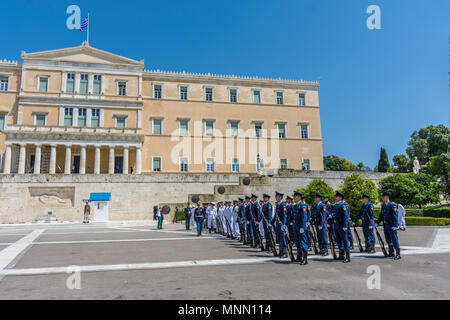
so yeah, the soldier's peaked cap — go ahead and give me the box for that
[238,198,244,201]
[251,194,258,199]
[335,191,345,198]
[362,193,370,199]
[263,193,271,198]
[286,195,293,201]
[245,195,251,200]
[294,191,303,197]
[382,192,391,197]
[315,193,323,199]
[275,191,284,197]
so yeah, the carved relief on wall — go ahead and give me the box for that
[28,187,75,207]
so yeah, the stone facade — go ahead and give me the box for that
[0,171,394,223]
[0,42,323,175]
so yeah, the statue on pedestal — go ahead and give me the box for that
[413,156,421,174]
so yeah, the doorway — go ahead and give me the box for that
[114,156,123,174]
[72,155,80,173]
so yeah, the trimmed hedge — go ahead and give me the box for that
[423,204,450,218]
[175,211,186,221]
[374,207,423,217]
[405,217,450,226]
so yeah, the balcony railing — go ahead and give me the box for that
[5,124,142,135]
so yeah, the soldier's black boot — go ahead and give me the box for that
[337,250,345,260]
[300,250,308,265]
[295,248,302,262]
[279,248,288,259]
[394,248,401,260]
[364,242,370,253]
[388,246,395,257]
[343,250,351,263]
[368,243,376,254]
[349,241,354,250]
[322,246,329,256]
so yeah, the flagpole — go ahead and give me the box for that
[87,12,90,44]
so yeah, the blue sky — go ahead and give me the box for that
[1,0,449,168]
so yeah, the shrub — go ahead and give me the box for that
[339,174,378,218]
[175,211,185,221]
[423,204,450,218]
[297,179,335,205]
[404,217,450,226]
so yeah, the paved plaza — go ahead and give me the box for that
[0,221,448,299]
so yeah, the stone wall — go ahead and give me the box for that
[0,170,394,223]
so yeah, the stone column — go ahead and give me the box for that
[49,145,57,174]
[108,146,115,174]
[3,144,12,174]
[18,144,26,174]
[94,146,101,174]
[34,144,41,174]
[80,145,86,174]
[123,147,129,174]
[64,145,72,174]
[135,147,142,174]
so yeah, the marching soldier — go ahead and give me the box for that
[250,194,261,248]
[243,196,252,244]
[375,192,401,260]
[207,202,217,233]
[237,198,245,241]
[260,194,274,252]
[293,191,308,265]
[274,191,288,258]
[194,203,205,236]
[353,194,376,253]
[184,204,192,230]
[285,196,294,244]
[232,200,240,239]
[313,193,329,256]
[301,194,312,251]
[334,192,351,263]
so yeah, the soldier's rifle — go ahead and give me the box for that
[273,214,295,262]
[327,225,338,259]
[308,224,319,255]
[249,212,265,251]
[353,224,364,252]
[261,214,277,256]
[375,226,388,257]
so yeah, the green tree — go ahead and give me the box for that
[297,179,335,205]
[378,173,439,208]
[427,153,450,200]
[406,124,450,164]
[324,155,356,171]
[392,154,409,173]
[377,147,390,172]
[339,174,378,219]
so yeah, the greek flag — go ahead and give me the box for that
[80,15,89,32]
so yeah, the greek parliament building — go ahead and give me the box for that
[0,42,324,176]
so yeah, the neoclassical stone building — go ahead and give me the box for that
[0,42,323,175]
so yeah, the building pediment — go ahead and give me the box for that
[21,42,144,68]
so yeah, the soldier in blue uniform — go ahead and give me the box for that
[292,191,308,265]
[249,194,261,248]
[236,198,245,241]
[243,196,251,245]
[285,195,294,244]
[324,198,335,242]
[260,194,274,252]
[375,192,401,260]
[353,193,376,253]
[333,192,351,263]
[313,193,329,256]
[274,191,288,258]
[301,194,312,251]
[194,203,205,236]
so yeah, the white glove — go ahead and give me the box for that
[290,222,293,226]
[318,226,322,230]
[374,223,378,228]
[352,222,356,226]
[300,228,305,234]
[343,227,347,231]
[306,222,310,227]
[326,224,330,228]
[392,226,398,231]
[369,225,373,230]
